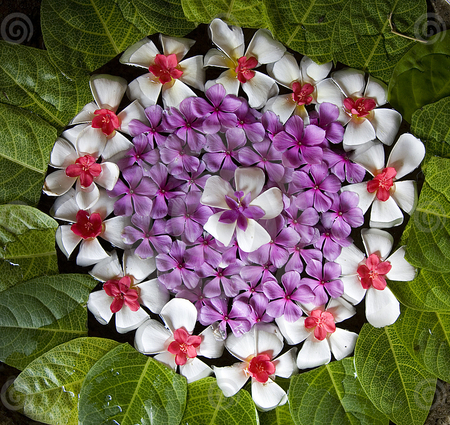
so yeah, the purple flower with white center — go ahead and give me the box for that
[159,134,200,175]
[162,97,206,152]
[108,166,154,216]
[273,115,325,167]
[321,192,364,239]
[191,84,242,134]
[301,259,343,306]
[203,128,246,181]
[166,191,213,243]
[176,162,211,193]
[263,271,314,322]
[284,200,319,243]
[238,140,285,183]
[117,134,160,173]
[147,163,184,219]
[261,110,284,141]
[247,293,272,326]
[323,149,366,184]
[314,225,352,261]
[197,260,246,298]
[128,104,167,148]
[184,233,222,269]
[122,215,172,259]
[199,297,252,338]
[156,240,199,290]
[248,215,300,268]
[308,102,344,147]
[291,163,341,212]
[286,242,322,273]
[240,261,277,286]
[234,100,265,143]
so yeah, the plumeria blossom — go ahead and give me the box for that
[276,298,357,369]
[87,251,169,333]
[316,68,402,147]
[265,53,332,123]
[204,18,286,108]
[201,167,283,252]
[335,228,416,327]
[120,34,205,108]
[214,326,297,411]
[71,74,147,159]
[341,133,425,228]
[43,126,119,209]
[135,298,224,383]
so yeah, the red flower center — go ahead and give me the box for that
[357,253,392,290]
[235,56,258,84]
[70,210,103,240]
[149,54,184,85]
[168,328,202,366]
[103,275,140,313]
[291,82,314,106]
[304,310,336,341]
[366,167,397,201]
[91,109,121,136]
[65,155,102,188]
[343,97,376,118]
[247,354,276,383]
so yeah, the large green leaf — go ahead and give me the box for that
[13,337,120,425]
[331,0,426,82]
[388,30,450,122]
[180,377,259,425]
[41,0,146,78]
[0,41,91,130]
[0,103,57,206]
[0,274,98,370]
[79,343,187,425]
[289,358,388,425]
[0,205,58,291]
[354,323,436,425]
[259,403,295,425]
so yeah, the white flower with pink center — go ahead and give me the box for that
[335,228,416,328]
[204,18,286,109]
[120,34,205,108]
[315,68,402,148]
[214,326,297,411]
[342,133,425,228]
[200,167,283,252]
[134,298,224,383]
[276,298,357,369]
[87,250,169,333]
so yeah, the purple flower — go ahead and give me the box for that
[184,232,222,268]
[117,134,160,173]
[324,149,366,184]
[176,162,211,193]
[234,100,265,143]
[159,134,200,175]
[308,102,344,146]
[286,242,322,273]
[261,110,284,141]
[234,277,266,303]
[247,293,272,326]
[175,283,207,313]
[314,225,352,261]
[284,200,319,243]
[240,261,277,286]
[128,104,167,147]
[197,260,246,298]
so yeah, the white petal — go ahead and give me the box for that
[326,298,356,323]
[267,53,300,87]
[162,79,197,108]
[77,238,110,267]
[49,137,77,167]
[343,118,376,147]
[91,189,116,218]
[364,76,387,106]
[160,34,194,61]
[328,328,358,360]
[197,326,225,359]
[225,328,257,361]
[350,140,385,175]
[336,244,365,275]
[160,298,197,333]
[341,275,367,305]
[55,225,81,258]
[127,74,162,108]
[341,183,376,214]
[201,176,234,209]
[43,171,76,197]
[250,187,284,219]
[370,197,404,228]
[103,216,129,248]
[386,247,417,281]
[71,102,97,125]
[154,352,177,370]
[95,162,120,191]
[391,180,417,214]
[116,305,149,334]
[255,328,284,359]
[315,79,345,108]
[204,212,236,248]
[235,167,265,199]
[180,55,205,91]
[274,348,297,378]
[89,74,127,111]
[76,126,108,157]
[180,358,212,383]
[296,334,331,369]
[102,132,133,160]
[370,108,402,146]
[361,228,393,260]
[236,219,271,253]
[300,56,332,83]
[117,100,147,134]
[332,68,365,97]
[264,94,297,123]
[135,319,171,354]
[387,133,425,179]
[51,190,78,222]
[275,316,309,345]
[365,286,400,328]
[211,70,241,96]
[89,251,122,282]
[75,182,100,210]
[120,38,159,68]
[204,48,232,68]
[87,290,113,325]
[251,378,287,411]
[123,251,156,282]
[209,18,244,59]
[214,363,248,397]
[245,29,285,64]
[242,71,278,109]
[137,278,170,314]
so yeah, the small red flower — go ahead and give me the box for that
[65,155,102,188]
[367,167,397,201]
[357,253,392,290]
[70,210,103,239]
[92,109,121,136]
[291,82,314,106]
[343,97,376,118]
[235,56,258,83]
[168,327,202,366]
[103,276,140,313]
[149,54,184,84]
[304,309,336,341]
[247,354,276,383]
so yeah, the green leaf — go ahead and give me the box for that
[0,41,92,130]
[180,377,259,425]
[388,30,450,122]
[289,358,388,425]
[259,402,294,425]
[0,274,98,369]
[354,323,436,425]
[0,205,58,291]
[422,157,450,204]
[181,0,268,28]
[79,343,187,425]
[41,0,146,79]
[13,337,120,425]
[0,103,57,206]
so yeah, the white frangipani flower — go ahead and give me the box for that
[135,298,224,383]
[335,228,416,328]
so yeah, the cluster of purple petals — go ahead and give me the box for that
[109,83,366,337]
